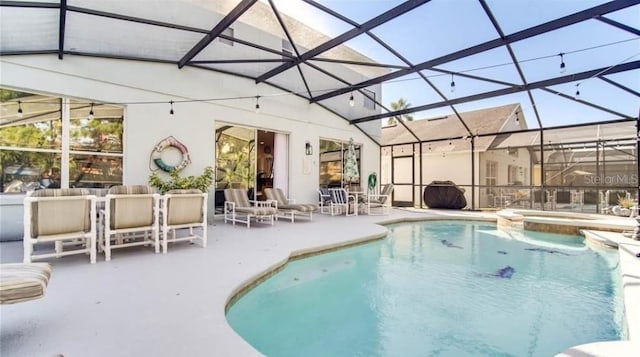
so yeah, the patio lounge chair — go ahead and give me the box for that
[264,187,317,222]
[160,189,208,253]
[328,188,356,216]
[23,188,97,264]
[224,188,277,228]
[0,263,51,304]
[367,183,394,215]
[100,185,160,261]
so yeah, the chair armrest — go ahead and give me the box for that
[224,201,235,211]
[368,194,390,204]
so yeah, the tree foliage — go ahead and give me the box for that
[387,98,414,125]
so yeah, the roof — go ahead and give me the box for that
[381,103,521,151]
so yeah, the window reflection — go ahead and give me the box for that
[0,88,124,192]
[319,139,361,188]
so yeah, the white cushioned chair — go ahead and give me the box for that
[160,189,207,253]
[100,185,159,261]
[23,188,97,264]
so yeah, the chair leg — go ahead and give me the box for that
[23,238,32,263]
[105,234,111,261]
[154,227,160,254]
[201,224,207,248]
[90,235,96,264]
[163,229,168,254]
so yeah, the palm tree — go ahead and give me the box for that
[387,98,414,125]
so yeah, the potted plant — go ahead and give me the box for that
[148,166,214,195]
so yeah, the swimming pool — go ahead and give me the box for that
[227,220,623,356]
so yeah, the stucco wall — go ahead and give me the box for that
[0,55,380,205]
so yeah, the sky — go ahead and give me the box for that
[268,0,640,128]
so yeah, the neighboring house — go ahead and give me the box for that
[381,103,529,208]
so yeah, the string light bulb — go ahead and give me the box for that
[169,100,174,115]
[349,93,355,107]
[17,100,23,118]
[450,73,456,93]
[559,53,566,73]
[255,96,261,113]
[575,83,580,100]
[88,103,94,120]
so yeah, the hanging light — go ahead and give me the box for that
[88,102,95,120]
[169,100,174,115]
[575,83,581,100]
[255,96,261,113]
[559,53,566,73]
[450,73,456,93]
[17,100,23,118]
[349,93,355,107]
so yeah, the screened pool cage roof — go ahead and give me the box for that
[1,0,639,144]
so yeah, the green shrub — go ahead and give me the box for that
[148,166,213,194]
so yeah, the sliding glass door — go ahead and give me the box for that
[214,124,288,211]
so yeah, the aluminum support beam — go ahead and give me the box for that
[178,0,257,68]
[351,60,640,124]
[312,0,640,103]
[255,0,431,83]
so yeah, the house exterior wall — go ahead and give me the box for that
[0,55,380,216]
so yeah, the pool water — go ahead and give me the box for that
[227,221,622,357]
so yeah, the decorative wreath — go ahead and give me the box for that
[150,136,191,172]
[367,172,378,192]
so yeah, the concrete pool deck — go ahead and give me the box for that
[0,208,638,356]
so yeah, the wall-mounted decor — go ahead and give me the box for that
[305,142,313,156]
[150,136,191,172]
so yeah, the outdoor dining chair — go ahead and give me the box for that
[328,188,356,216]
[23,188,97,264]
[100,185,160,261]
[366,183,394,215]
[160,189,208,253]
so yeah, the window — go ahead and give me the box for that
[485,160,497,194]
[508,165,520,185]
[319,139,361,188]
[282,39,293,59]
[219,27,234,46]
[362,89,375,110]
[0,88,124,192]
